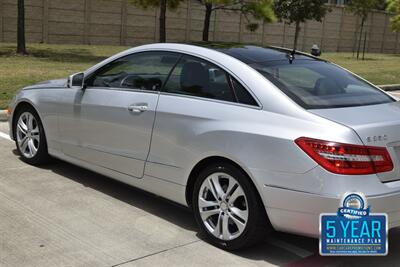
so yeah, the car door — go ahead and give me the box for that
[59,51,181,178]
[145,54,261,184]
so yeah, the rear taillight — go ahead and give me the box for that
[295,137,393,175]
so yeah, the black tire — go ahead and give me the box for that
[192,162,272,250]
[13,105,50,165]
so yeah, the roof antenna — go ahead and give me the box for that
[288,49,295,64]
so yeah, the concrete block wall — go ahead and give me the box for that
[0,0,399,53]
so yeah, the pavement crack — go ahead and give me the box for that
[109,239,201,267]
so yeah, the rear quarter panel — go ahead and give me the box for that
[145,94,361,195]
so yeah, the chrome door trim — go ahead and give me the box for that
[84,86,161,95]
[159,92,263,110]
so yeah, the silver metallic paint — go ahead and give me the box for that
[8,43,400,237]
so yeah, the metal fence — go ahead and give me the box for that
[0,0,399,53]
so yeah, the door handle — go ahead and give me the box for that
[128,104,148,114]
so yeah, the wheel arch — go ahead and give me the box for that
[185,156,264,209]
[11,101,42,140]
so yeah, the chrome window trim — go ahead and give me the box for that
[160,91,263,110]
[84,47,263,109]
[82,86,261,111]
[84,86,161,95]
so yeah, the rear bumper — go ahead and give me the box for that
[262,185,400,238]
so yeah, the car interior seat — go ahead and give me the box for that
[314,78,345,96]
[180,62,209,96]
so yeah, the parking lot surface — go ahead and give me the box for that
[0,121,399,267]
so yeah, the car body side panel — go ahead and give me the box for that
[58,88,159,178]
[9,89,61,152]
[57,87,84,156]
[9,88,188,206]
[145,94,361,193]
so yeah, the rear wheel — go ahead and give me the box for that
[192,162,271,250]
[14,106,50,165]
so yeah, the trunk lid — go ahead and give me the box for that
[310,101,400,182]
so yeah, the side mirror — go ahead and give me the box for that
[68,72,85,89]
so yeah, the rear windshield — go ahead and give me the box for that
[250,60,394,109]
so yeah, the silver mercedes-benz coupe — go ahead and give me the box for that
[8,43,400,250]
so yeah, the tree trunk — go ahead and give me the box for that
[17,0,27,55]
[362,30,367,60]
[202,3,213,42]
[356,17,365,60]
[293,21,300,51]
[159,0,167,43]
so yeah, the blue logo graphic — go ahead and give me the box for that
[337,193,370,219]
[320,192,388,256]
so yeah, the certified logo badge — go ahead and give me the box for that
[320,192,388,256]
[338,193,369,219]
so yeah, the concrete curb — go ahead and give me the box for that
[0,110,7,122]
[379,84,400,91]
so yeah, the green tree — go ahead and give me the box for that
[375,0,388,10]
[17,0,27,55]
[131,0,184,42]
[199,0,276,42]
[387,0,400,32]
[274,0,329,51]
[346,0,379,59]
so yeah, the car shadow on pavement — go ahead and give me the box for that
[233,232,319,265]
[9,147,400,266]
[13,152,324,264]
[34,157,198,233]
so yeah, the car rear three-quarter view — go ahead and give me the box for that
[7,43,400,250]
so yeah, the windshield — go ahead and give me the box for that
[250,60,394,109]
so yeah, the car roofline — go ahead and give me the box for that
[112,43,328,65]
[266,45,328,62]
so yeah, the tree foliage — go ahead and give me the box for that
[387,0,400,32]
[346,0,380,60]
[274,0,329,50]
[198,0,276,41]
[346,0,380,20]
[274,0,328,25]
[129,0,184,42]
[130,0,182,9]
[375,0,388,10]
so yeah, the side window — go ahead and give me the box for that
[164,55,236,103]
[86,52,180,91]
[230,78,258,106]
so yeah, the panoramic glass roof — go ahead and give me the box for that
[208,44,318,63]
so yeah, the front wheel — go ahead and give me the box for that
[192,162,271,250]
[14,106,50,165]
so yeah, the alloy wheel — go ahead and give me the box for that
[198,172,249,241]
[16,112,40,158]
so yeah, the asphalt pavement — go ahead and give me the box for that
[0,121,399,267]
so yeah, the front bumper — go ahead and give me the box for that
[262,184,400,238]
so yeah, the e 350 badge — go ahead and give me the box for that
[320,192,388,256]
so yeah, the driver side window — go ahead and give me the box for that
[86,52,180,92]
